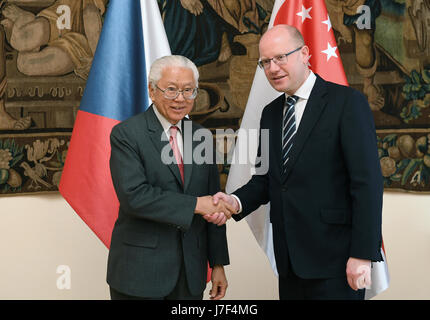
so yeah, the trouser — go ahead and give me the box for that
[110,254,203,300]
[279,259,365,300]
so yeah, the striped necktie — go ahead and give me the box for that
[282,95,298,172]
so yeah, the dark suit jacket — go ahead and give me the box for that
[107,105,229,298]
[233,74,383,279]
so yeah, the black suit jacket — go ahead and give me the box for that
[233,75,383,279]
[107,106,229,298]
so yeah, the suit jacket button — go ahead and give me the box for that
[282,188,287,192]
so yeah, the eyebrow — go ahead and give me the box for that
[165,81,195,87]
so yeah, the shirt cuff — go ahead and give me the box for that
[230,194,243,214]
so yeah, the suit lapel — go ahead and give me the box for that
[269,95,285,182]
[146,106,183,187]
[282,76,328,183]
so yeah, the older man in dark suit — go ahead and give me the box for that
[107,55,234,300]
[208,25,383,300]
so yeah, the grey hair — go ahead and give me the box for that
[148,55,199,89]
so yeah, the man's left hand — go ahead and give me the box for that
[209,265,228,300]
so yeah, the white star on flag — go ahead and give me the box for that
[322,15,332,31]
[322,42,338,61]
[296,5,312,23]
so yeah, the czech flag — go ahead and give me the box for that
[59,0,171,248]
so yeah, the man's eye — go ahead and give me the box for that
[166,87,177,92]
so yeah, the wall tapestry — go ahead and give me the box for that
[0,0,428,196]
[327,0,430,193]
[0,0,104,195]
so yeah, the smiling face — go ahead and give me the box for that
[259,25,310,95]
[149,66,196,125]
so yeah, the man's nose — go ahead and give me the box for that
[267,60,281,73]
[174,91,186,101]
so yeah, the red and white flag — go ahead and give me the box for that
[226,0,389,299]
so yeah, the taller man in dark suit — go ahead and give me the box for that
[207,25,383,300]
[107,55,234,300]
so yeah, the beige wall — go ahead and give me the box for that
[0,191,428,299]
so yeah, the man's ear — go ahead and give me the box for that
[301,45,310,64]
[148,83,155,100]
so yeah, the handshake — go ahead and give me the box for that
[195,192,239,226]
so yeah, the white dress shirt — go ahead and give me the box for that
[153,105,183,157]
[285,71,316,129]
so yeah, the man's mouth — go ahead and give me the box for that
[171,106,185,111]
[271,75,286,81]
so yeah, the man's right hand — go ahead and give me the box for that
[212,192,240,212]
[195,195,237,220]
[202,192,240,225]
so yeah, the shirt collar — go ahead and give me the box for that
[152,104,182,134]
[286,71,316,101]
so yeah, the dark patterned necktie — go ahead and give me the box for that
[282,95,298,172]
